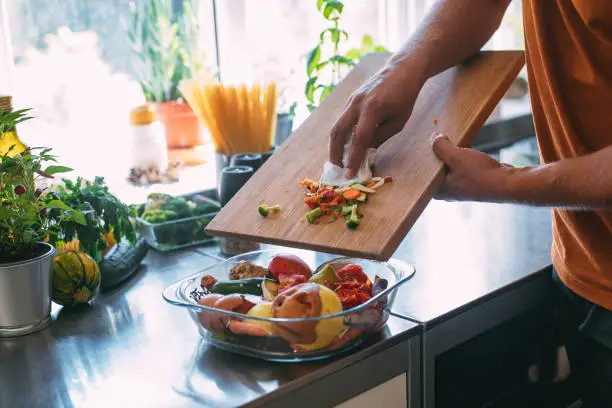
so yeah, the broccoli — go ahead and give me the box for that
[141,209,178,224]
[193,202,220,215]
[305,207,323,224]
[346,205,360,230]
[145,193,172,211]
[258,204,281,217]
[341,205,353,216]
[161,197,192,218]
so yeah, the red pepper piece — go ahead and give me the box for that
[200,274,218,291]
[337,264,369,283]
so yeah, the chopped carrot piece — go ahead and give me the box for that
[366,181,377,189]
[342,189,362,200]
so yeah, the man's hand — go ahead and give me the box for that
[328,64,424,179]
[326,0,511,179]
[431,132,514,202]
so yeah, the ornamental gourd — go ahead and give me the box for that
[52,251,101,306]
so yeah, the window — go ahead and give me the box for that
[214,0,387,123]
[0,0,525,202]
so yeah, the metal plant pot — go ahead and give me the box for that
[0,242,55,337]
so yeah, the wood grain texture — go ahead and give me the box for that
[206,51,525,260]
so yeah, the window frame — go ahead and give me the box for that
[0,0,16,94]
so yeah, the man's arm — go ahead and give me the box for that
[432,134,612,210]
[387,0,512,84]
[331,0,512,177]
[505,146,612,209]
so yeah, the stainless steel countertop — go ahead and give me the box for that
[0,247,419,408]
[389,200,553,325]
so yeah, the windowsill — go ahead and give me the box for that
[103,144,220,205]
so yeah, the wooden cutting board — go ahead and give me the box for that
[206,51,525,260]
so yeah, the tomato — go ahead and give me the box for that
[279,274,308,292]
[337,264,368,283]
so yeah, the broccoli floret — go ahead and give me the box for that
[161,197,192,218]
[346,205,360,230]
[341,205,353,216]
[305,207,323,224]
[145,193,172,211]
[193,201,219,215]
[258,204,281,217]
[141,209,178,224]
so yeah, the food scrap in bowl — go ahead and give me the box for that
[192,254,389,354]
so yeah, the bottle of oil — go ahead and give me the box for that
[0,95,27,157]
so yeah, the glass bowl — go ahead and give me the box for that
[162,250,415,362]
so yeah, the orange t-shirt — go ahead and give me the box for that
[522,0,612,310]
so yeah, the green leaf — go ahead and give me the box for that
[323,0,343,19]
[306,45,321,77]
[43,165,73,175]
[316,0,325,11]
[305,77,318,103]
[374,45,388,52]
[319,28,347,44]
[71,211,87,226]
[46,200,73,211]
[319,85,334,103]
[331,28,340,43]
[329,55,356,67]
[316,61,329,71]
[361,34,374,48]
[307,104,317,112]
[345,48,361,61]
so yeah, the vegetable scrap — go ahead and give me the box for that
[298,176,392,230]
[257,204,281,217]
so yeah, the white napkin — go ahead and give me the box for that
[320,147,377,187]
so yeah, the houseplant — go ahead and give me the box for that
[305,0,387,111]
[128,0,204,149]
[45,176,137,264]
[0,110,86,336]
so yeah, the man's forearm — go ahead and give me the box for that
[504,146,612,210]
[387,0,511,83]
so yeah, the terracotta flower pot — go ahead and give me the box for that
[153,101,202,149]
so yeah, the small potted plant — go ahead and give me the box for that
[0,110,85,337]
[128,0,204,149]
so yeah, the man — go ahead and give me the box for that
[328,0,612,406]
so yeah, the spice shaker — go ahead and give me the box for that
[129,105,168,174]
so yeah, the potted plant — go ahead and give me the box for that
[0,110,85,337]
[305,0,387,111]
[45,176,137,264]
[128,0,204,149]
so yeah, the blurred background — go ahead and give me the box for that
[0,0,526,203]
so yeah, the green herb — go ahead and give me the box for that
[305,0,387,112]
[46,177,137,263]
[0,108,33,134]
[127,0,210,103]
[0,111,84,261]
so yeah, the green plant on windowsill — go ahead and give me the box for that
[128,0,212,148]
[305,0,388,112]
[128,0,202,103]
